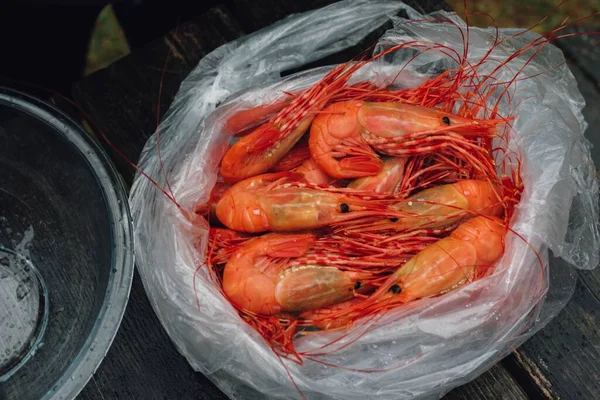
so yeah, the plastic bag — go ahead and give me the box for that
[129,1,600,399]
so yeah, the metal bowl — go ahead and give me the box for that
[0,87,134,399]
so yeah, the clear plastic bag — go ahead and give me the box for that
[128,1,600,399]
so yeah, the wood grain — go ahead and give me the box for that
[501,33,600,399]
[445,364,528,400]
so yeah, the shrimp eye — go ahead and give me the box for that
[354,281,362,290]
[389,217,399,222]
[340,203,350,213]
[389,284,401,294]
[442,116,451,125]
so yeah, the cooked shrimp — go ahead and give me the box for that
[214,171,392,233]
[270,135,311,172]
[308,100,501,179]
[346,179,504,233]
[305,215,508,328]
[219,61,370,183]
[222,232,364,315]
[375,215,508,303]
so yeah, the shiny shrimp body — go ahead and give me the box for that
[375,215,508,304]
[308,100,501,179]
[214,172,392,233]
[222,233,363,315]
[392,179,504,230]
[348,179,504,233]
[307,216,508,328]
[271,136,311,172]
[219,61,371,183]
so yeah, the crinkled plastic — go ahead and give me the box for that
[129,1,600,399]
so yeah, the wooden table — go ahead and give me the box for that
[64,1,600,399]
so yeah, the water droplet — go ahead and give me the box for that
[16,280,31,300]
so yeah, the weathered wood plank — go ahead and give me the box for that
[445,364,528,400]
[499,46,600,398]
[556,24,600,88]
[504,267,600,399]
[504,270,600,399]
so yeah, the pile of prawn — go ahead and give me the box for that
[193,37,527,362]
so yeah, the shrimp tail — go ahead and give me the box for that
[332,136,383,177]
[248,123,285,152]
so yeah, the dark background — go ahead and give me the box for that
[0,1,224,96]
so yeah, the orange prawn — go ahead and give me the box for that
[373,215,508,304]
[308,100,503,179]
[270,135,311,172]
[214,171,393,233]
[305,215,508,329]
[344,179,504,233]
[219,60,371,183]
[222,232,366,315]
